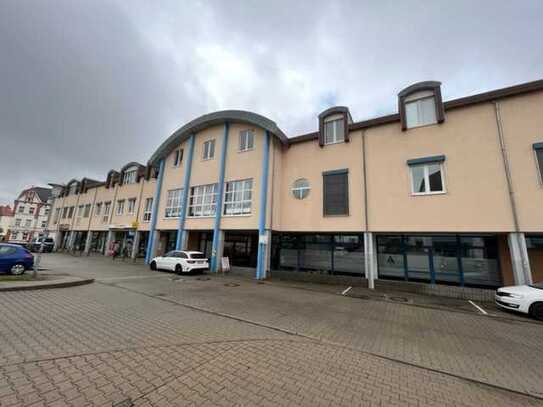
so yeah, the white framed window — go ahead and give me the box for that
[188,184,217,217]
[83,204,91,218]
[41,221,47,228]
[410,162,445,195]
[173,149,183,167]
[535,147,543,185]
[95,202,102,217]
[103,202,111,223]
[25,219,32,228]
[239,130,255,152]
[15,218,21,227]
[69,183,78,195]
[405,91,437,129]
[29,207,35,215]
[127,198,136,214]
[143,198,153,222]
[292,178,310,200]
[165,189,183,218]
[53,208,61,224]
[116,200,125,215]
[202,140,215,160]
[18,206,24,213]
[122,168,137,185]
[224,179,252,215]
[11,232,18,240]
[22,232,28,241]
[324,116,344,145]
[77,205,84,217]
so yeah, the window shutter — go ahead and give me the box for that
[323,170,349,216]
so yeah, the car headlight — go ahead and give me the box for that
[508,293,524,299]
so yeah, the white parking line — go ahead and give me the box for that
[468,300,488,315]
[341,286,352,296]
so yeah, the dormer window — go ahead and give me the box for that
[324,115,344,145]
[399,81,445,131]
[69,183,78,195]
[122,168,137,185]
[404,91,437,128]
[318,106,352,147]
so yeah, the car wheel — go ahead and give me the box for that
[10,263,26,275]
[175,264,183,274]
[150,261,157,271]
[529,302,543,321]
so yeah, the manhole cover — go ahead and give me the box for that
[389,296,409,303]
[224,283,240,287]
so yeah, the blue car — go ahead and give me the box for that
[0,244,34,275]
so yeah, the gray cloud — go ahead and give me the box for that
[1,0,542,204]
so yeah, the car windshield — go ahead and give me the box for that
[530,281,543,290]
[189,253,205,259]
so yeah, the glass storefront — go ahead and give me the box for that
[377,234,501,287]
[271,233,365,276]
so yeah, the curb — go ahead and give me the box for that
[0,278,94,292]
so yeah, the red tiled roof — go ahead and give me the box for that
[0,205,13,217]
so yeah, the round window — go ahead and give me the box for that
[292,178,310,200]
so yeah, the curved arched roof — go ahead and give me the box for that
[120,162,144,172]
[398,81,441,97]
[149,110,288,165]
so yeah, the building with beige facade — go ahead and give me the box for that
[7,187,53,244]
[47,79,543,290]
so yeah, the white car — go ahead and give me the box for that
[150,250,209,274]
[495,281,543,320]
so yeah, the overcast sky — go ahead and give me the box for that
[1,0,542,205]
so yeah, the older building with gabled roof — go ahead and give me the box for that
[7,186,53,243]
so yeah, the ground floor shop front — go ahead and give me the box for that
[55,226,540,289]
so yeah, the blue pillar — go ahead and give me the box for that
[256,130,271,280]
[210,122,229,272]
[145,159,165,264]
[176,134,195,250]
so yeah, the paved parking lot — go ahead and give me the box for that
[0,253,542,406]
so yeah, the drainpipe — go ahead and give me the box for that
[176,134,196,250]
[210,123,229,272]
[493,101,531,284]
[256,130,271,280]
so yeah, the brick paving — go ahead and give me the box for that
[0,253,541,406]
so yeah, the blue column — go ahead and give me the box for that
[176,134,195,250]
[256,130,271,280]
[210,122,229,272]
[145,159,165,264]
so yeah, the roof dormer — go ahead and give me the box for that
[318,106,352,147]
[398,81,444,131]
